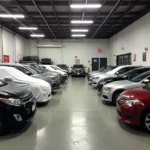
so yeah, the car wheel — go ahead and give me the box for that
[112,91,123,105]
[141,110,150,132]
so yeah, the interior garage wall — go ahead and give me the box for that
[110,13,150,66]
[0,27,27,63]
[28,39,110,69]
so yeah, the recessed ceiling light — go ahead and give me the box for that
[19,27,38,30]
[70,4,102,9]
[0,14,24,18]
[30,34,45,37]
[72,34,86,37]
[71,20,93,24]
[71,29,89,32]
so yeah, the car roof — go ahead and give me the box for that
[0,63,23,66]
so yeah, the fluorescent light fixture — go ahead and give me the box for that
[71,20,93,24]
[19,27,38,30]
[30,34,45,37]
[71,29,89,32]
[72,34,86,37]
[37,45,63,48]
[70,4,102,9]
[0,14,24,18]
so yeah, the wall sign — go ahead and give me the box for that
[133,54,136,61]
[3,55,9,63]
[97,48,102,53]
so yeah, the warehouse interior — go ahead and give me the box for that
[0,0,150,150]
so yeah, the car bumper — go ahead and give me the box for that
[116,100,144,126]
[102,89,112,102]
[71,72,86,76]
[51,82,60,90]
[3,98,36,127]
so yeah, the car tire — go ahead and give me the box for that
[112,91,123,105]
[141,110,150,132]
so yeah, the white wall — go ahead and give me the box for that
[0,27,27,63]
[110,13,150,66]
[28,39,110,69]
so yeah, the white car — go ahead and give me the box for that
[51,65,68,74]
[0,66,52,103]
[92,65,138,88]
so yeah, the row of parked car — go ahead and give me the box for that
[0,63,69,135]
[88,65,150,132]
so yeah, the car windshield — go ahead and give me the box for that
[0,80,6,87]
[131,72,150,82]
[25,66,37,74]
[102,66,116,73]
[29,65,44,74]
[73,65,84,68]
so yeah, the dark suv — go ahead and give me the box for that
[71,64,86,77]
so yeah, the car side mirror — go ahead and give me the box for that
[115,72,119,75]
[4,76,13,82]
[142,79,150,84]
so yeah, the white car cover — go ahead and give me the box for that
[0,66,51,103]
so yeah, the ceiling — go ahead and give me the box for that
[0,0,149,39]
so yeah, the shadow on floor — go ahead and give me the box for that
[0,122,35,140]
[118,119,150,137]
[101,100,116,107]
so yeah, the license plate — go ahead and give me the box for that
[32,104,36,111]
[77,73,80,75]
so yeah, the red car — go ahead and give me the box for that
[117,86,150,131]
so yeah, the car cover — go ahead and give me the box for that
[0,66,51,102]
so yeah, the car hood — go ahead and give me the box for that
[105,80,143,89]
[0,82,32,99]
[120,87,150,101]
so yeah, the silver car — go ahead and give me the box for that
[102,71,150,105]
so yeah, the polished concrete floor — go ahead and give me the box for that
[1,77,150,150]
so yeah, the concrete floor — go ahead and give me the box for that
[1,77,150,150]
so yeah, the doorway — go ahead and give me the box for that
[92,58,99,71]
[100,58,107,68]
[116,53,131,65]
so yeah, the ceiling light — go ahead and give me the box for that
[70,4,102,9]
[30,34,45,37]
[19,27,38,30]
[71,20,93,24]
[72,34,86,37]
[71,29,89,32]
[0,14,24,18]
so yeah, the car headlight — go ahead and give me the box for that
[104,87,113,92]
[125,100,144,107]
[1,98,21,106]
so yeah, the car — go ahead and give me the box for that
[0,63,60,91]
[0,78,36,134]
[102,71,150,105]
[57,64,69,74]
[71,64,86,77]
[88,66,117,82]
[0,66,52,103]
[92,65,138,88]
[41,65,68,83]
[97,67,150,92]
[117,85,150,132]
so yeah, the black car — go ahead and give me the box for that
[71,64,86,77]
[97,67,150,92]
[0,79,36,134]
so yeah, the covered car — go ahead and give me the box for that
[0,66,52,103]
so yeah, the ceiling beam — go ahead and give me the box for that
[32,0,56,38]
[49,0,62,35]
[91,0,124,38]
[0,1,149,6]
